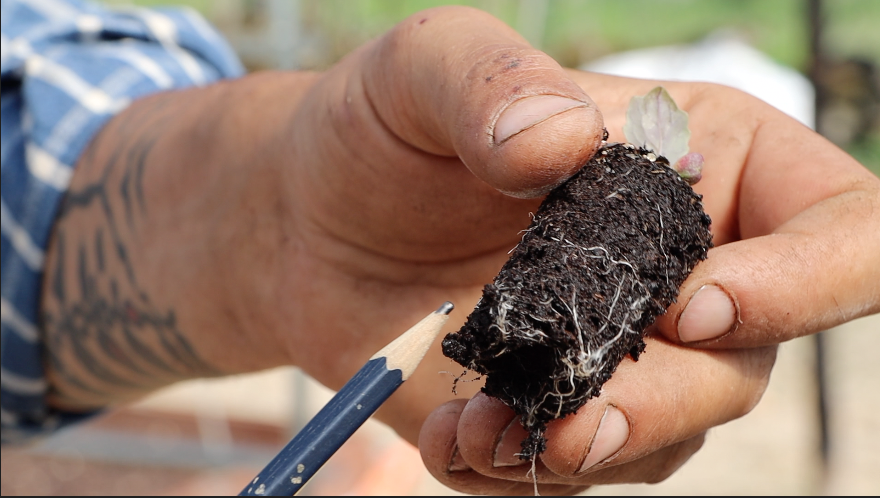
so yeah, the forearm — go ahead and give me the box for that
[41,72,318,411]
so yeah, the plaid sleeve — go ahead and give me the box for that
[1,0,244,444]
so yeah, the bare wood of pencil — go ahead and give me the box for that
[238,302,455,496]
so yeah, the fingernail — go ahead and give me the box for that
[493,417,530,467]
[578,405,629,473]
[494,95,587,144]
[448,446,470,473]
[678,284,737,343]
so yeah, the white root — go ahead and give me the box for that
[489,227,653,425]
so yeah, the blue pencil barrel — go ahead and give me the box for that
[239,357,403,496]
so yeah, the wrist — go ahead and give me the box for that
[41,72,319,410]
[135,72,322,374]
[193,72,321,372]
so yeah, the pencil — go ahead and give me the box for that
[238,301,454,496]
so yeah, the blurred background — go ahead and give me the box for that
[2,0,878,495]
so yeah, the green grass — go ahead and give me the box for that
[847,135,880,177]
[113,0,879,70]
[825,0,880,65]
[541,0,810,69]
[299,0,877,71]
[296,0,814,70]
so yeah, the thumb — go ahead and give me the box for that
[361,6,604,198]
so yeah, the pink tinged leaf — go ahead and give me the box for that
[622,87,691,165]
[673,152,704,185]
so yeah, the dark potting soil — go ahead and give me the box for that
[442,141,713,460]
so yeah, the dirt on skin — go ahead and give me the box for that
[442,140,713,460]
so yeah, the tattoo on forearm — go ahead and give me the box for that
[42,96,218,406]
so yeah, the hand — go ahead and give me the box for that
[419,21,879,495]
[258,9,877,492]
[42,5,880,495]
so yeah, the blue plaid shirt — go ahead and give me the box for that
[1,0,243,443]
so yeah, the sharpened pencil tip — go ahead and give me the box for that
[436,302,454,315]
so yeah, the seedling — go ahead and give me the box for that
[443,87,713,464]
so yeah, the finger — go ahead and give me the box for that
[289,6,604,269]
[419,399,586,496]
[556,75,880,347]
[421,397,704,489]
[538,341,774,479]
[430,338,775,485]
[652,111,880,347]
[584,433,706,485]
[331,5,605,199]
[361,6,604,198]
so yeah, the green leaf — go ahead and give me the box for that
[623,87,691,165]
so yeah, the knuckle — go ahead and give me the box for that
[738,345,778,416]
[692,82,761,108]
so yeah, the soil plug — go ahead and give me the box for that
[442,87,713,463]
